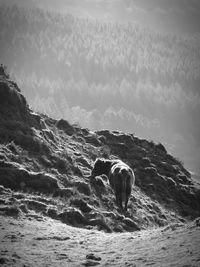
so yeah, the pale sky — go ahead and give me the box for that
[1,0,200,36]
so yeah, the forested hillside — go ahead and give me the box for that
[0,4,200,175]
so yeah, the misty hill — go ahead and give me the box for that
[0,65,200,235]
[0,4,200,176]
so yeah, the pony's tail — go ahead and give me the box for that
[121,169,129,201]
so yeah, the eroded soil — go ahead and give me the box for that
[0,214,200,267]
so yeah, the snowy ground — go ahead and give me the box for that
[0,214,200,267]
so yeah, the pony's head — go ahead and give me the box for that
[91,158,112,177]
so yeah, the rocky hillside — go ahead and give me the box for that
[0,65,200,233]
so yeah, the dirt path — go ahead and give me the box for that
[0,214,200,267]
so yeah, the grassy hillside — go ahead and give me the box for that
[0,65,200,233]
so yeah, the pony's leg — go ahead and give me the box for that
[118,194,123,210]
[115,190,123,210]
[124,197,128,211]
[124,177,132,211]
[115,192,119,207]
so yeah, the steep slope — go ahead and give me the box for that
[0,65,200,233]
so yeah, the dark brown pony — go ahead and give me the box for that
[91,158,135,211]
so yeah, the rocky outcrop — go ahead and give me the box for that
[0,65,199,232]
[0,65,28,121]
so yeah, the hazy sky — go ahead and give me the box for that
[1,0,200,35]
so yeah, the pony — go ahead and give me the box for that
[91,158,135,211]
